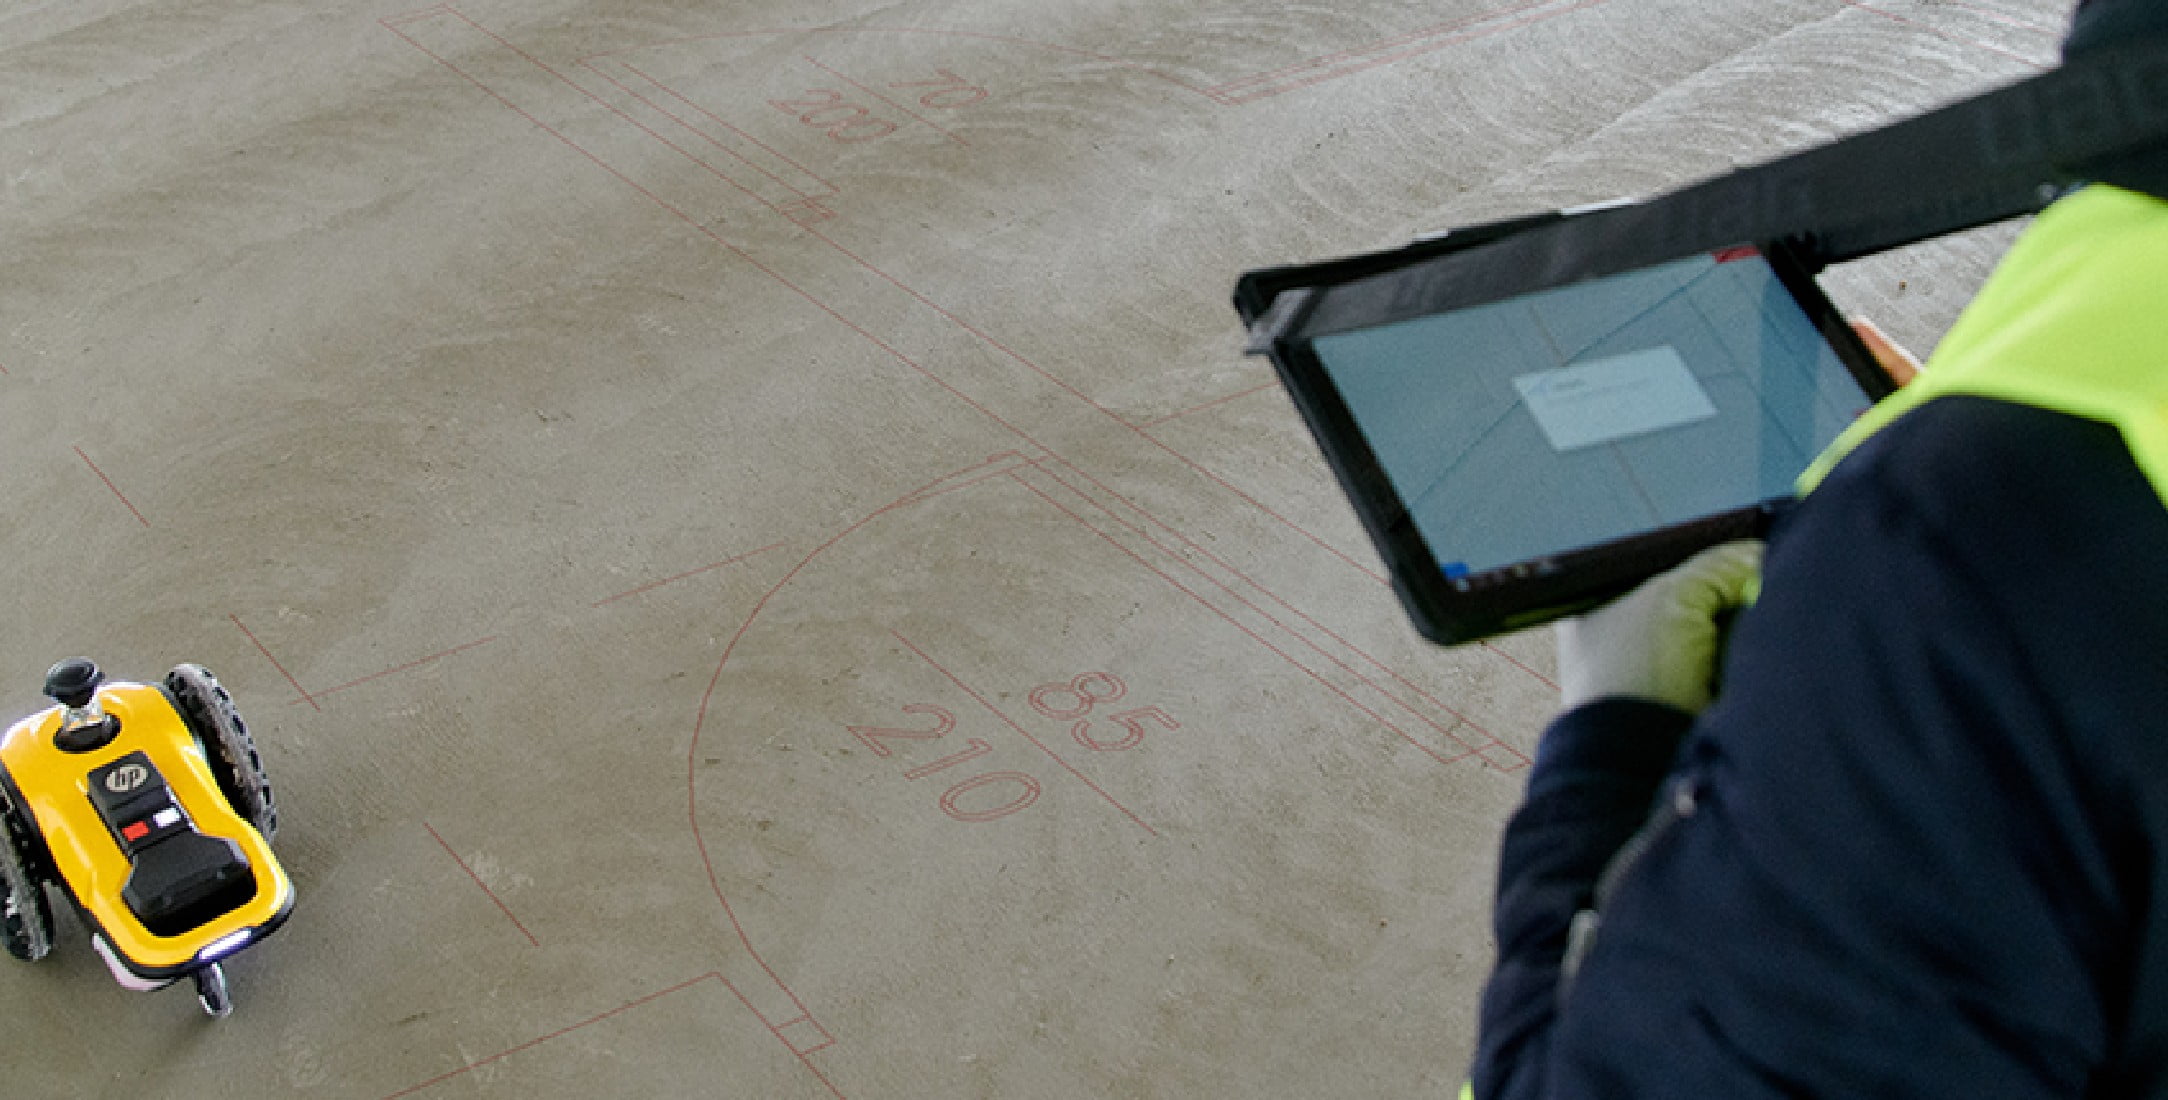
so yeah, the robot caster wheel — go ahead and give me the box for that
[194,963,232,1018]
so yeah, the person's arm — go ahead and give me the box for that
[1475,398,2158,1096]
[1474,542,1762,1099]
[1473,698,1692,1100]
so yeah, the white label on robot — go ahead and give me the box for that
[1513,346,1717,452]
[104,764,149,793]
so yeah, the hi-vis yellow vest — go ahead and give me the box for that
[1799,185,2168,503]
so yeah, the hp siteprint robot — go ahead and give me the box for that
[0,659,292,1016]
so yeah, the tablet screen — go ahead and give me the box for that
[1308,248,1874,581]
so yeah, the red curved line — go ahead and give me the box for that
[683,457,1024,1026]
[580,26,1215,98]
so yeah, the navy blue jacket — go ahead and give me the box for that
[1473,396,2168,1096]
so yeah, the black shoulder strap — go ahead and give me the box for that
[1267,41,2168,343]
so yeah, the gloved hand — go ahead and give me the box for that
[1555,540,1764,714]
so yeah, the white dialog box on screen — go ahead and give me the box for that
[1513,346,1718,452]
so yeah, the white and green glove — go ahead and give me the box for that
[1555,540,1765,714]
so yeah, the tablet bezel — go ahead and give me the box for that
[1262,236,1899,645]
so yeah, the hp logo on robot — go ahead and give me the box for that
[103,764,149,794]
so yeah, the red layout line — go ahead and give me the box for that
[890,629,1158,836]
[576,58,830,221]
[885,451,1033,509]
[1838,0,2052,69]
[411,13,1384,588]
[718,975,844,1061]
[229,613,319,712]
[677,460,1012,1081]
[393,10,1065,462]
[407,24,1521,757]
[1026,462,1484,757]
[592,541,789,607]
[801,55,968,146]
[389,13,1533,763]
[1135,379,1281,429]
[584,6,1622,112]
[1127,428,1554,702]
[1205,0,1606,100]
[381,972,719,1099]
[423,821,541,947]
[714,977,848,1097]
[582,27,1215,99]
[660,458,1523,1086]
[294,636,502,704]
[1010,469,1495,769]
[74,446,150,527]
[1218,0,1615,104]
[1481,641,1557,693]
[590,39,1631,655]
[382,3,455,28]
[1031,456,1531,767]
[785,219,1385,579]
[613,60,839,195]
[800,211,1395,580]
[384,13,738,234]
[765,1012,837,1055]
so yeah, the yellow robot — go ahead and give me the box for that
[0,658,292,1016]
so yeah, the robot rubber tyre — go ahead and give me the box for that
[0,658,294,1017]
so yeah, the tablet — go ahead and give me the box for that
[1243,234,1896,645]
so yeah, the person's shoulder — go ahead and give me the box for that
[1815,394,2163,569]
[1804,393,2168,715]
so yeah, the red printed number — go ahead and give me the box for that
[1028,672,1125,720]
[849,704,954,756]
[769,89,898,142]
[939,771,1041,822]
[848,705,1037,824]
[888,69,987,109]
[850,670,1168,824]
[1028,673,1174,751]
[1075,706,1179,752]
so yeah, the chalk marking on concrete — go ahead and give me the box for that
[891,629,1157,836]
[1032,456,1532,767]
[403,8,1425,613]
[380,4,455,29]
[1203,0,1617,104]
[612,59,840,196]
[677,460,1016,1090]
[379,972,724,1099]
[592,542,789,607]
[423,821,540,947]
[229,613,319,712]
[801,56,969,146]
[582,27,1215,100]
[1009,466,1509,769]
[74,446,151,528]
[1139,392,1556,698]
[1135,379,1281,429]
[387,9,1528,769]
[292,636,502,705]
[578,57,835,221]
[382,12,735,236]
[1480,641,1558,693]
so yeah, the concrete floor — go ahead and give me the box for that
[0,0,2066,1095]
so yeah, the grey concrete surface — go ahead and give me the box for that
[0,0,2068,1095]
